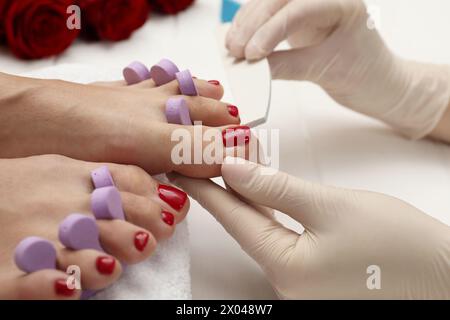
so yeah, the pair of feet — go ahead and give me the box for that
[0,73,245,299]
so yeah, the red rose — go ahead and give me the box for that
[3,0,80,59]
[149,0,195,15]
[78,0,150,41]
[0,1,11,42]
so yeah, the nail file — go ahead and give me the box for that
[176,69,198,96]
[14,237,57,273]
[166,97,192,125]
[150,58,180,86]
[91,186,125,220]
[123,61,151,85]
[216,23,272,128]
[91,165,115,189]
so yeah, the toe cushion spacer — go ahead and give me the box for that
[14,237,56,273]
[59,214,103,252]
[150,59,180,86]
[165,97,192,125]
[91,186,125,221]
[176,69,198,96]
[123,61,151,85]
[91,166,115,189]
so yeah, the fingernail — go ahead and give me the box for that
[227,105,239,118]
[134,231,149,252]
[158,184,187,211]
[96,256,116,275]
[54,279,75,297]
[161,211,175,226]
[208,80,220,86]
[222,126,251,147]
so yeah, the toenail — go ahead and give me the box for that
[227,105,239,118]
[208,80,221,86]
[158,184,187,211]
[96,256,116,275]
[134,231,150,252]
[222,126,251,147]
[161,211,175,226]
[55,279,75,297]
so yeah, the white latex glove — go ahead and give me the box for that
[170,158,450,299]
[226,0,450,139]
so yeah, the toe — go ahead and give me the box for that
[183,96,241,127]
[121,192,176,240]
[1,270,81,300]
[56,248,122,291]
[107,164,156,196]
[97,220,156,264]
[158,78,224,100]
[193,79,225,100]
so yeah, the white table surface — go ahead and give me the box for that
[1,0,450,300]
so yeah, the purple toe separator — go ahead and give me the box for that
[123,61,151,85]
[91,166,124,220]
[58,213,105,300]
[166,97,192,125]
[176,69,198,96]
[59,214,103,252]
[91,186,125,221]
[150,58,180,86]
[91,165,115,189]
[14,237,57,273]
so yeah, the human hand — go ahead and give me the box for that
[226,0,450,139]
[170,158,450,299]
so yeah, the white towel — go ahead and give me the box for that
[21,65,192,300]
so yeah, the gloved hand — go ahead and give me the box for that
[226,0,450,139]
[170,158,450,299]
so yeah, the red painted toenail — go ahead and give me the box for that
[54,279,75,297]
[134,231,150,252]
[158,185,187,211]
[208,80,221,86]
[96,256,116,275]
[227,105,239,118]
[162,211,175,226]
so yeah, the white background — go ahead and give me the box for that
[1,0,450,299]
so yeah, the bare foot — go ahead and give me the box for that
[0,155,189,299]
[0,72,246,177]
